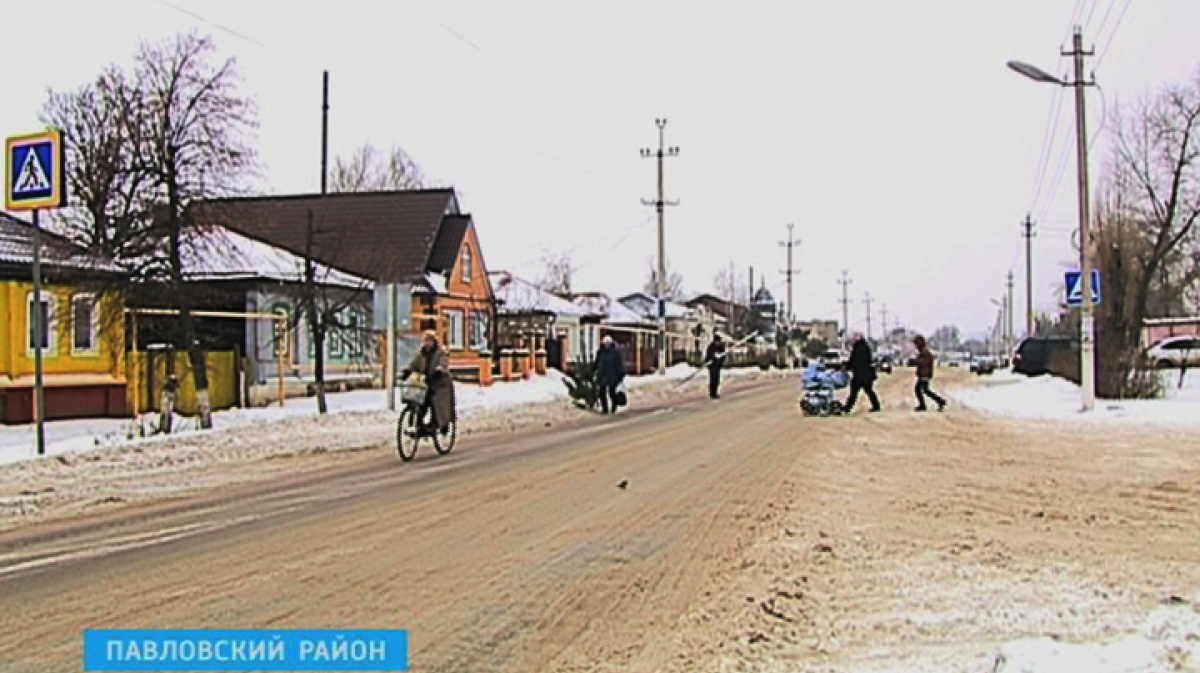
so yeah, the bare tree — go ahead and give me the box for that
[1092,70,1200,396]
[643,257,685,302]
[330,143,431,192]
[126,32,258,429]
[713,263,750,336]
[535,252,574,295]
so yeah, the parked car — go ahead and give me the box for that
[1145,335,1200,369]
[819,349,844,367]
[970,356,996,375]
[1013,336,1077,376]
[874,354,894,374]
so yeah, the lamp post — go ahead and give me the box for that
[1008,25,1096,411]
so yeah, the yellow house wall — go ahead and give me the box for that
[126,350,237,415]
[0,281,125,381]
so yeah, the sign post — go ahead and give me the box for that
[6,129,68,457]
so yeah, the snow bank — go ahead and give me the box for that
[993,602,1200,673]
[953,369,1200,426]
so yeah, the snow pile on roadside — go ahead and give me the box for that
[953,369,1200,426]
[991,602,1200,673]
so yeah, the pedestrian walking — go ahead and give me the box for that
[704,333,727,399]
[911,334,947,412]
[594,335,626,414]
[843,333,882,413]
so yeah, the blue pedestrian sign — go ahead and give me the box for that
[5,129,66,211]
[1064,269,1100,307]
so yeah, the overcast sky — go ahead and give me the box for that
[5,0,1199,339]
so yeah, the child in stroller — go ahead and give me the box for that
[800,360,851,416]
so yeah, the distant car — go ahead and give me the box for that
[874,354,893,374]
[970,356,996,375]
[1145,335,1200,369]
[1013,337,1077,376]
[819,349,844,367]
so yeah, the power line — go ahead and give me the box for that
[1094,0,1134,70]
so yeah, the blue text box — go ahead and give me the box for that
[83,629,408,672]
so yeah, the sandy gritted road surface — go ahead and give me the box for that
[1,370,1198,672]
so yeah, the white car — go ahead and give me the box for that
[819,349,845,367]
[1146,336,1200,368]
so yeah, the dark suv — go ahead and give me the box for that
[1013,337,1077,376]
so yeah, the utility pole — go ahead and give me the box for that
[779,223,799,327]
[838,270,852,349]
[1003,271,1012,359]
[1065,26,1097,410]
[641,119,679,375]
[881,304,889,347]
[1022,214,1035,337]
[864,292,873,341]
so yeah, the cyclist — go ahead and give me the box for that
[400,330,455,435]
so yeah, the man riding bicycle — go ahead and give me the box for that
[400,330,455,436]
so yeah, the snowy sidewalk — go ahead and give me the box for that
[951,369,1200,427]
[0,363,777,468]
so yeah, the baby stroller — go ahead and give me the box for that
[800,361,850,416]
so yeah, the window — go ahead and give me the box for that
[444,309,465,350]
[71,294,98,353]
[469,310,489,351]
[27,292,56,354]
[329,311,345,360]
[270,304,293,360]
[346,310,364,358]
[461,246,473,284]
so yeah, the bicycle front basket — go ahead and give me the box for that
[400,382,427,406]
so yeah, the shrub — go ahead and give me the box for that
[564,357,600,410]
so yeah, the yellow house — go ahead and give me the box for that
[0,212,127,424]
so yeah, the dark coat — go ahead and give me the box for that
[705,340,727,370]
[847,340,876,383]
[406,346,455,427]
[595,344,625,385]
[914,347,935,380]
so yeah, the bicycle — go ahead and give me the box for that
[395,377,457,462]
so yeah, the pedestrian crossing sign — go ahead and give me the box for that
[1064,269,1100,307]
[5,129,66,211]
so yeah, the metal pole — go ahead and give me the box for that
[386,283,396,411]
[31,209,46,456]
[277,318,287,408]
[1070,26,1096,411]
[1007,270,1015,357]
[131,312,139,418]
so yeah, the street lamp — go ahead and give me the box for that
[1008,26,1096,411]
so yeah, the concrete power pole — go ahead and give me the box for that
[1022,214,1036,338]
[640,119,679,375]
[1065,26,1097,410]
[864,292,873,341]
[838,270,852,349]
[881,304,889,347]
[779,223,799,326]
[1007,271,1015,357]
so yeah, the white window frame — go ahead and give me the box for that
[461,246,473,284]
[469,310,489,351]
[71,293,100,356]
[444,309,465,350]
[26,291,57,357]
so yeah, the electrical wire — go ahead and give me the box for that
[1094,0,1134,71]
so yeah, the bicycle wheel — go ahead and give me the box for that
[433,417,456,455]
[396,406,420,462]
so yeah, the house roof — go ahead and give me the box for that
[0,211,122,274]
[564,292,654,325]
[617,292,694,319]
[427,215,471,275]
[179,225,372,289]
[189,189,459,285]
[489,271,592,317]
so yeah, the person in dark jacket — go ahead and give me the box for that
[704,333,727,399]
[843,333,882,413]
[912,334,947,412]
[594,335,626,414]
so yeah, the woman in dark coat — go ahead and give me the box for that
[594,335,626,414]
[402,330,455,433]
[844,333,882,413]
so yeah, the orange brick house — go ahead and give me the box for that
[191,189,495,380]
